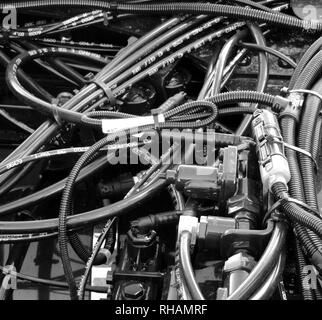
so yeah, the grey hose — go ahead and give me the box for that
[179,231,205,300]
[227,221,288,300]
[250,251,286,300]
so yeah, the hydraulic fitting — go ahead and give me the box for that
[222,252,256,296]
[178,215,199,246]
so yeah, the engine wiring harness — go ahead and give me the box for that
[0,0,321,301]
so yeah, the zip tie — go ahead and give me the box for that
[278,87,304,122]
[283,142,318,172]
[103,12,109,26]
[51,98,63,125]
[263,194,321,225]
[109,2,118,19]
[92,79,116,106]
[289,89,322,103]
[151,108,164,130]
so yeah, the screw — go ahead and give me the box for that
[122,282,146,300]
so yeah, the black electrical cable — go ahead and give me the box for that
[0,48,53,102]
[0,108,34,134]
[6,47,109,124]
[0,142,146,176]
[0,91,273,217]
[7,269,109,292]
[0,16,238,198]
[210,29,248,95]
[235,22,268,136]
[239,42,297,68]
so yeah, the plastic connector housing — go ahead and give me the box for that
[278,92,304,122]
[252,109,291,192]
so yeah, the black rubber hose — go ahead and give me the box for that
[19,40,87,86]
[6,47,108,124]
[0,179,167,234]
[0,156,108,217]
[0,49,53,101]
[235,22,269,136]
[0,2,320,31]
[239,42,297,69]
[131,211,181,234]
[68,233,107,265]
[211,29,248,95]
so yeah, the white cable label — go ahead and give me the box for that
[102,114,165,133]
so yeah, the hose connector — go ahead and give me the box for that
[178,215,198,246]
[252,109,291,192]
[278,89,304,123]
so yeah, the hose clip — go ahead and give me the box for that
[278,87,304,122]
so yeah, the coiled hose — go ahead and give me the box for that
[81,100,218,129]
